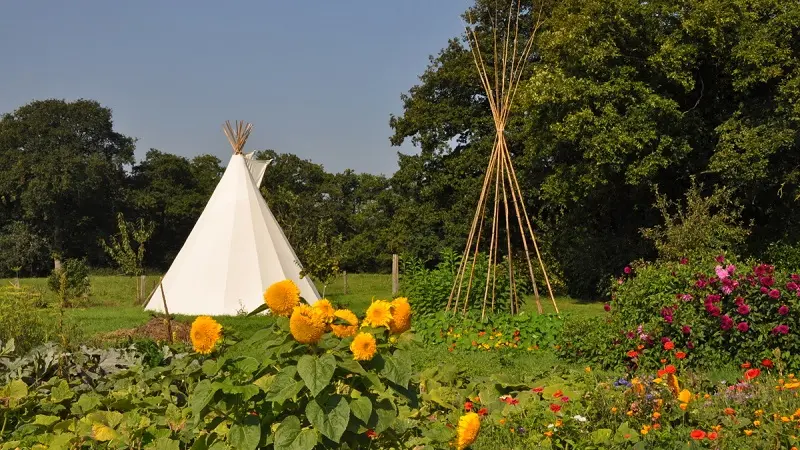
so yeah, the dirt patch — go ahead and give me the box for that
[100,317,192,344]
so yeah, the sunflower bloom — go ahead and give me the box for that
[364,300,393,328]
[313,299,336,324]
[190,316,222,354]
[350,332,377,361]
[289,305,326,344]
[388,297,412,334]
[456,412,480,450]
[331,309,359,338]
[263,280,300,317]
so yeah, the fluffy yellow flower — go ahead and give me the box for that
[456,412,480,450]
[677,389,691,403]
[350,332,377,361]
[289,305,326,344]
[331,309,359,338]
[364,300,393,328]
[263,280,300,317]
[388,297,412,334]
[313,299,336,323]
[190,316,222,354]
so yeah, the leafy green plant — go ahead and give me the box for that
[0,286,50,354]
[46,258,90,306]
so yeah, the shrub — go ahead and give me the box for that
[47,258,91,304]
[403,249,530,316]
[601,255,800,371]
[0,286,51,353]
[0,221,49,277]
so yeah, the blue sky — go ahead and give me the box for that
[0,1,471,175]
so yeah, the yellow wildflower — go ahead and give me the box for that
[350,332,377,361]
[640,425,651,435]
[744,429,753,436]
[330,309,358,338]
[263,280,300,316]
[677,389,691,403]
[456,413,480,450]
[289,305,326,344]
[364,300,393,328]
[388,297,412,334]
[190,316,222,354]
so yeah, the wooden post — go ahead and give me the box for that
[392,254,399,296]
[139,275,147,303]
[159,280,173,344]
[343,271,348,295]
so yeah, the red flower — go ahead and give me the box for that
[627,350,638,358]
[663,341,675,351]
[708,431,718,440]
[679,257,688,265]
[741,362,751,369]
[549,403,561,413]
[744,368,761,380]
[690,430,707,440]
[560,396,570,403]
[675,351,687,360]
[366,429,378,439]
[604,303,611,312]
[464,401,473,411]
[657,369,667,378]
[477,407,488,417]
[665,365,676,374]
[532,387,544,393]
[762,359,774,368]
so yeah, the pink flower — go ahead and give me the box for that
[772,324,790,335]
[760,277,775,287]
[695,279,707,288]
[786,282,798,291]
[734,296,744,306]
[792,274,800,282]
[679,257,689,265]
[618,278,624,285]
[687,341,695,349]
[716,255,725,263]
[737,304,750,315]
[604,303,611,312]
[760,286,769,294]
[560,396,570,403]
[779,305,789,315]
[715,265,729,280]
[706,294,721,303]
[624,266,632,274]
[681,294,693,302]
[737,322,749,332]
[681,325,692,335]
[769,289,781,299]
[726,264,736,275]
[720,315,734,330]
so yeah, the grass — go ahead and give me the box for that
[2,273,604,377]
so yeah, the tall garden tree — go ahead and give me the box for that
[0,99,135,268]
[390,0,800,298]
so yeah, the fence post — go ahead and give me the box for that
[343,271,348,295]
[392,254,399,296]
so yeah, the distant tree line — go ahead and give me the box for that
[1,0,799,299]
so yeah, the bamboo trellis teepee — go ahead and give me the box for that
[445,1,559,319]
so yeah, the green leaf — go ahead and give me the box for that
[381,352,412,388]
[247,303,269,316]
[274,416,317,450]
[190,379,218,420]
[229,415,261,450]
[350,396,372,424]
[371,399,397,434]
[50,380,73,402]
[7,379,27,401]
[33,415,60,427]
[232,356,261,375]
[306,395,351,442]
[337,358,366,375]
[266,366,304,403]
[591,428,612,444]
[148,437,180,450]
[297,354,336,397]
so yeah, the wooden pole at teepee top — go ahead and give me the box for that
[446,1,559,320]
[223,120,253,155]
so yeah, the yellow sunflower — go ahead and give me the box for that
[289,305,326,344]
[364,300,393,328]
[313,299,336,324]
[190,316,222,354]
[388,297,412,334]
[331,309,359,338]
[456,412,481,450]
[350,332,377,361]
[263,279,300,317]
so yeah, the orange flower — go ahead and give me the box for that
[663,341,675,351]
[724,407,736,416]
[665,365,676,374]
[741,362,752,369]
[627,350,638,358]
[675,351,687,359]
[708,431,718,440]
[690,430,706,440]
[553,390,563,398]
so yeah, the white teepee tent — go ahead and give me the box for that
[145,121,320,315]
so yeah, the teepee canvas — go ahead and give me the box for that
[145,121,320,315]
